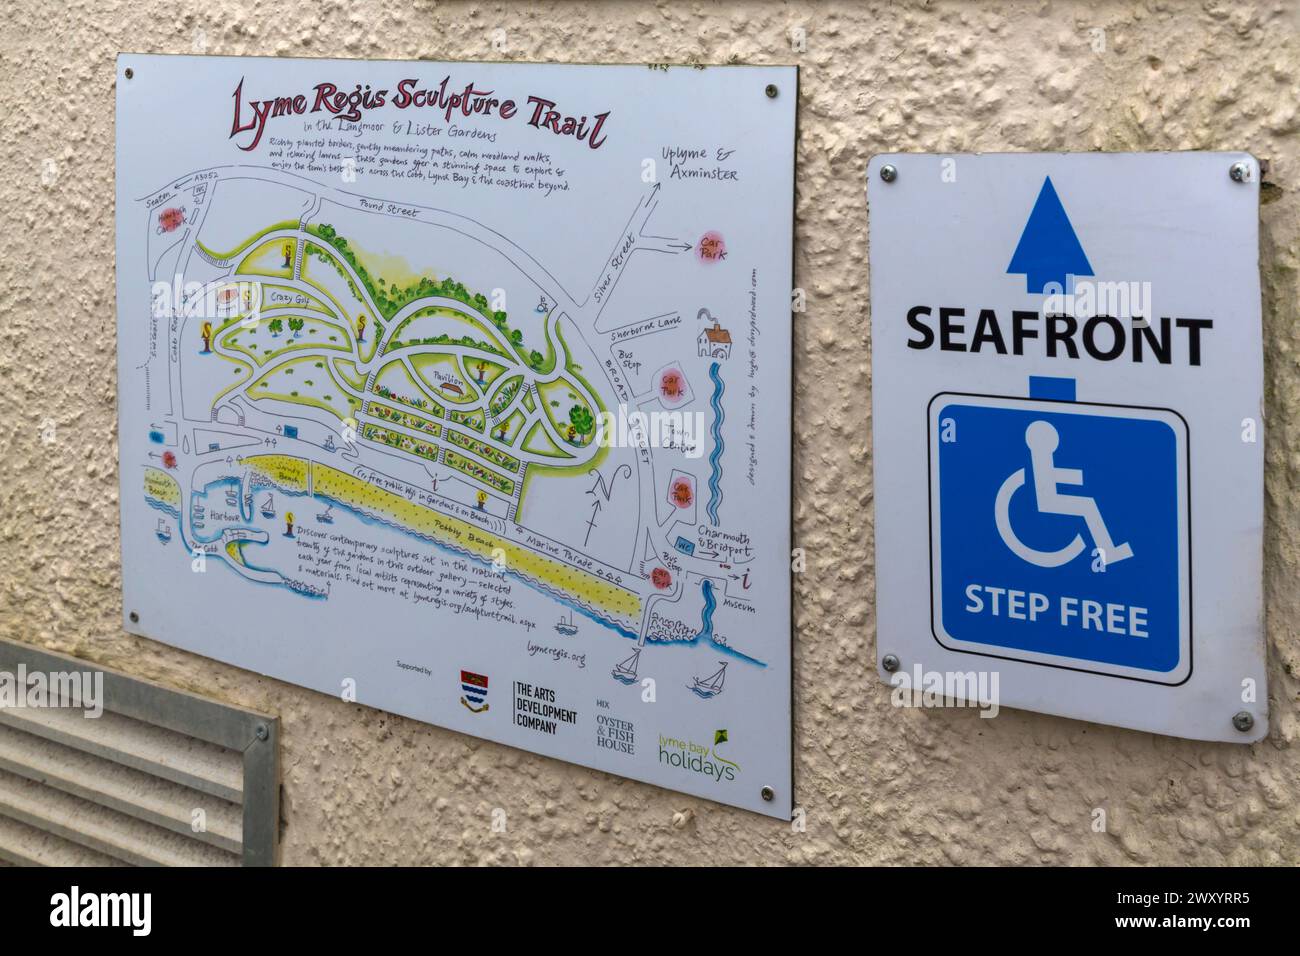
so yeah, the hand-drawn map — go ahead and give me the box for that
[115,55,795,816]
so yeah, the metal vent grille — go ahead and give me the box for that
[0,639,279,866]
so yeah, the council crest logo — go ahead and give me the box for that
[460,670,489,714]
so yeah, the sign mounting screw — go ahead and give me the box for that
[880,164,898,183]
[1229,161,1250,183]
[765,84,778,99]
[760,786,774,801]
[124,67,134,80]
[882,654,900,672]
[1232,711,1254,733]
[254,723,270,741]
[128,611,139,624]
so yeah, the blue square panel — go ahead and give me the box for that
[928,393,1190,683]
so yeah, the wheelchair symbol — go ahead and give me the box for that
[994,420,1134,569]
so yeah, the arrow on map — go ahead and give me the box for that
[583,498,602,546]
[1006,176,1093,294]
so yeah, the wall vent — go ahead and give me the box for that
[0,638,279,866]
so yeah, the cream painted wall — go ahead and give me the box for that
[0,0,1297,865]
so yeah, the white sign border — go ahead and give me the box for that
[867,151,1268,744]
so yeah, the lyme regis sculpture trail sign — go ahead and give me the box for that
[116,54,796,816]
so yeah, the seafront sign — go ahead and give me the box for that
[115,54,796,816]
[868,153,1267,742]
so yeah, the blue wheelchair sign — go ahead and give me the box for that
[929,392,1190,683]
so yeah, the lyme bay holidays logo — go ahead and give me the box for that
[658,728,739,783]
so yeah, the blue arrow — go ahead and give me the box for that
[1007,176,1093,294]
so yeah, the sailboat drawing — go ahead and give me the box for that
[260,494,276,519]
[155,519,172,544]
[611,648,641,685]
[554,611,578,636]
[317,504,335,524]
[689,662,727,699]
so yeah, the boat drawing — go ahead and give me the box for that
[554,611,579,636]
[689,661,727,699]
[155,519,172,544]
[260,494,276,519]
[611,648,641,685]
[317,504,335,524]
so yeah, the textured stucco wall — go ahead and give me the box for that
[1,0,1298,865]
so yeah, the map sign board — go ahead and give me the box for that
[115,54,795,816]
[868,153,1267,742]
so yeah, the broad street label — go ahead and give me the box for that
[869,153,1266,742]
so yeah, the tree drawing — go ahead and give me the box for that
[569,405,594,437]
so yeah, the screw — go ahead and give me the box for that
[764,84,778,99]
[124,67,134,80]
[254,723,269,741]
[760,786,774,802]
[128,611,139,624]
[882,654,900,672]
[880,164,898,183]
[1232,711,1254,733]
[1229,161,1250,183]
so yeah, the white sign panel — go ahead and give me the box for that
[116,54,795,816]
[868,153,1266,742]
